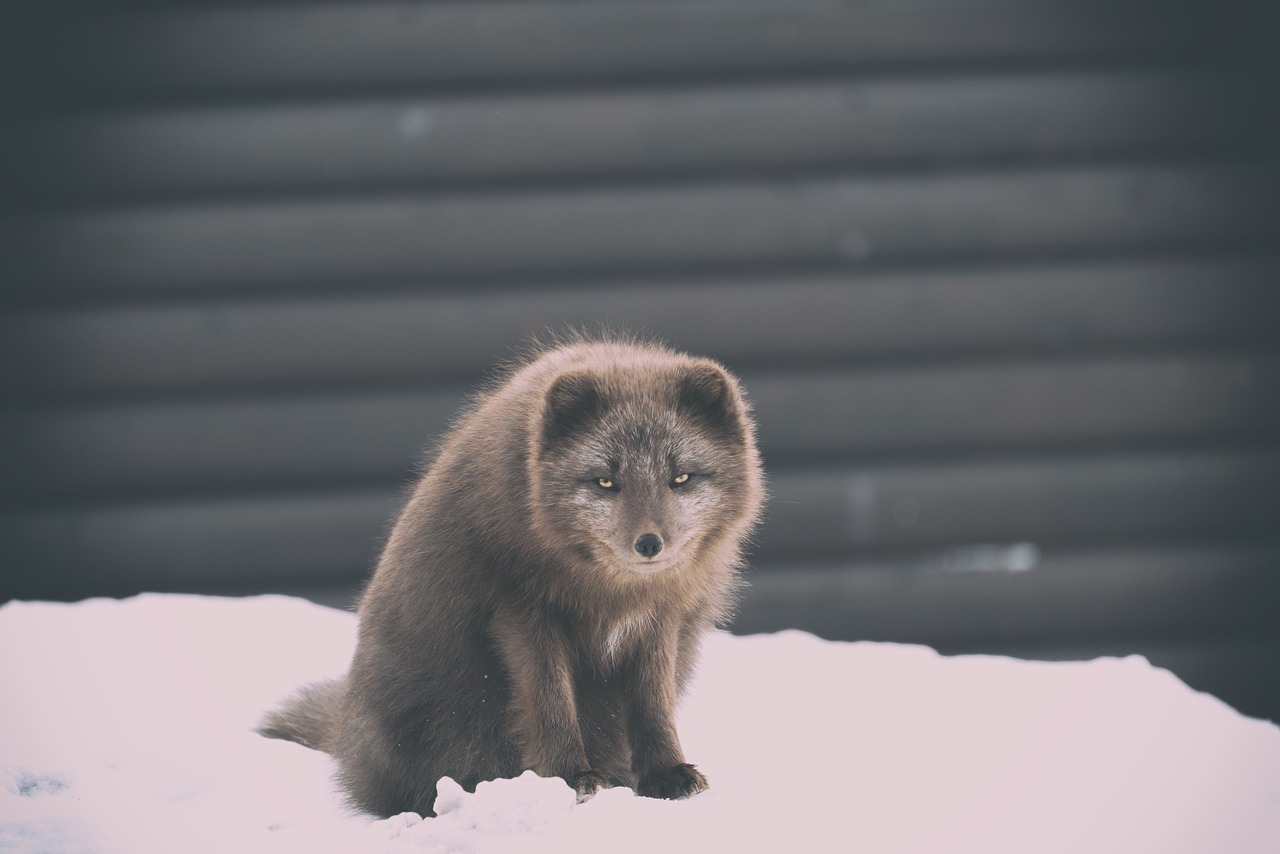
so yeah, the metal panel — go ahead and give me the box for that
[4,355,1277,503]
[4,451,1276,599]
[5,165,1271,298]
[4,258,1276,398]
[6,1,1248,105]
[10,71,1250,203]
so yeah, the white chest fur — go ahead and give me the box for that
[603,611,652,663]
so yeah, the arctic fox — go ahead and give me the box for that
[259,337,765,817]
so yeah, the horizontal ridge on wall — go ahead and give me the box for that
[738,542,1280,646]
[4,163,1273,297]
[5,1,1261,107]
[4,354,1278,504]
[9,69,1261,205]
[3,449,1277,597]
[3,256,1276,397]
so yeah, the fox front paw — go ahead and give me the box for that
[564,770,610,803]
[636,763,708,800]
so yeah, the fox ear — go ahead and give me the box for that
[677,362,744,440]
[543,371,605,445]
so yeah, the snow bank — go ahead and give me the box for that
[1,594,1277,853]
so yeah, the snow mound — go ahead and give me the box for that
[1,594,1277,853]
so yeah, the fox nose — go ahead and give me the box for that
[634,533,663,559]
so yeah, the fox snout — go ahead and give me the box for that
[634,533,663,558]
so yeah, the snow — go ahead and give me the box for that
[1,594,1277,853]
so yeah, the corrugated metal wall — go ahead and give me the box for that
[3,1,1278,718]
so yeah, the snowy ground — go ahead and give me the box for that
[1,594,1277,853]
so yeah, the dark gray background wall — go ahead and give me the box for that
[2,1,1278,719]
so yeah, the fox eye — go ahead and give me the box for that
[595,477,618,491]
[671,473,692,487]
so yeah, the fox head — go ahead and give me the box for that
[529,354,764,579]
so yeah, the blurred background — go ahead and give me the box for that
[2,1,1277,720]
